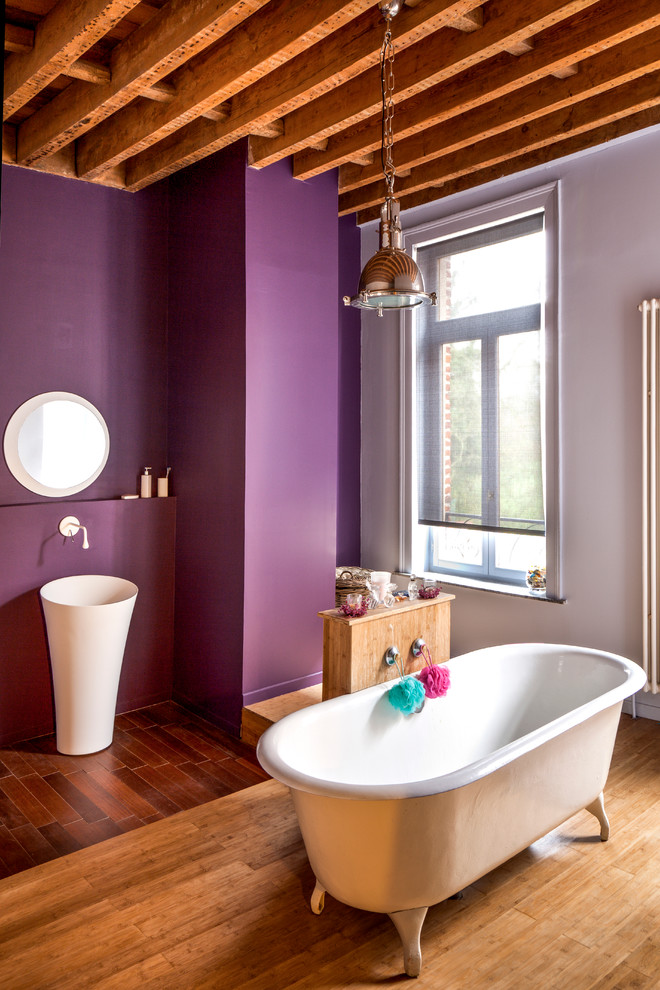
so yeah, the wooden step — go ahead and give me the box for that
[241,683,323,747]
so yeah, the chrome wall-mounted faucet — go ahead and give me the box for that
[59,515,90,549]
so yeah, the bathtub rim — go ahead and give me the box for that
[256,643,646,801]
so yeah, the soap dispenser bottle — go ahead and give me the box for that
[140,466,152,498]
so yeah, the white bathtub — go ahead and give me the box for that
[257,643,646,977]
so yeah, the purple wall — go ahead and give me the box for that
[242,159,339,704]
[0,498,175,744]
[168,148,341,724]
[337,213,362,565]
[0,167,169,504]
[0,165,174,744]
[167,145,248,733]
[0,150,360,741]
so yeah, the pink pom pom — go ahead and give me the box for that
[418,663,450,699]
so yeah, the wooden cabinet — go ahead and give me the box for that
[319,594,453,700]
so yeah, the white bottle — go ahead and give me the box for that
[408,573,419,600]
[140,466,152,498]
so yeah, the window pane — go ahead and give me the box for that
[432,527,483,567]
[443,339,482,525]
[498,330,544,532]
[494,532,545,572]
[438,230,543,321]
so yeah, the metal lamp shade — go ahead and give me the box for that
[344,199,436,313]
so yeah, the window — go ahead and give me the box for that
[401,186,559,596]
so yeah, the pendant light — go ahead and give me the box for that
[343,0,436,317]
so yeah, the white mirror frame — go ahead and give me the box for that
[3,392,110,497]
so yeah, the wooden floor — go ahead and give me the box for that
[0,701,268,878]
[0,714,658,989]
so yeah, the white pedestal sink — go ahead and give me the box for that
[40,575,138,755]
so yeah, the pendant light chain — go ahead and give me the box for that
[343,0,436,312]
[380,10,396,199]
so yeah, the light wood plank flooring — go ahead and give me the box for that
[0,714,658,989]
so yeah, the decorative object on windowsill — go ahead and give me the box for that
[338,593,368,618]
[342,1,436,317]
[417,642,451,700]
[525,565,546,594]
[386,650,425,715]
[419,579,441,599]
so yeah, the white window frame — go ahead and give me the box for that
[399,183,561,599]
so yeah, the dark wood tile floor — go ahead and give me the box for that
[0,701,269,879]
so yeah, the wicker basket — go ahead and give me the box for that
[335,566,372,607]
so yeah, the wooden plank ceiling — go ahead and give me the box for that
[4,0,660,222]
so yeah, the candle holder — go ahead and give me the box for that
[339,593,368,617]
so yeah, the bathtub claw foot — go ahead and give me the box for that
[310,879,326,915]
[389,906,428,978]
[586,792,610,841]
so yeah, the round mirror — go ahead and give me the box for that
[3,392,110,497]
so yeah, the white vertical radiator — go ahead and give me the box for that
[641,298,660,693]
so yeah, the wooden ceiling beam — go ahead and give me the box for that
[552,61,579,76]
[504,37,534,54]
[14,0,269,165]
[8,0,660,212]
[4,22,34,55]
[66,58,112,85]
[121,0,483,189]
[3,0,142,119]
[5,19,176,96]
[357,100,660,221]
[294,0,660,180]
[236,0,487,128]
[4,127,126,188]
[250,0,596,173]
[5,20,112,84]
[341,69,660,214]
[2,124,17,164]
[339,24,660,192]
[5,25,215,108]
[350,152,375,165]
[448,9,483,31]
[74,0,376,180]
[249,120,285,139]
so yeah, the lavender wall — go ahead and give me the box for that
[242,159,339,704]
[361,125,660,720]
[167,145,248,733]
[0,166,174,743]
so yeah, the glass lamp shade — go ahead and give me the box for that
[344,198,436,313]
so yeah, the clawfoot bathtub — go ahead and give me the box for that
[257,643,645,978]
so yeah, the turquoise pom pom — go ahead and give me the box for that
[388,675,425,714]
